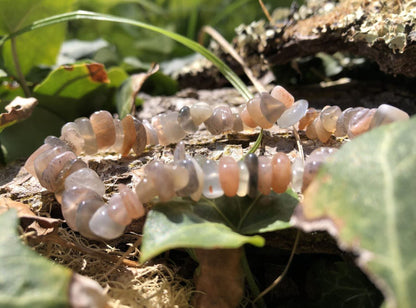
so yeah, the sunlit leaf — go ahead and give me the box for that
[0,96,38,133]
[298,117,416,308]
[0,0,75,76]
[0,209,72,307]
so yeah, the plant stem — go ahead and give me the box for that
[246,129,263,156]
[241,248,266,308]
[237,193,261,230]
[201,196,235,229]
[10,37,31,97]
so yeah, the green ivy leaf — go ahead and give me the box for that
[0,209,72,307]
[0,0,75,76]
[140,192,298,263]
[299,117,416,308]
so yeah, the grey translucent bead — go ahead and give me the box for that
[174,141,186,162]
[199,159,224,199]
[89,204,126,240]
[39,151,77,191]
[277,99,309,128]
[204,106,234,135]
[143,120,159,145]
[135,177,157,203]
[291,157,304,193]
[232,113,244,132]
[110,119,125,153]
[335,107,364,137]
[259,92,286,123]
[34,146,68,181]
[320,105,342,133]
[144,160,175,202]
[370,104,409,128]
[76,195,105,239]
[74,117,98,154]
[190,102,212,125]
[64,168,105,196]
[176,159,199,197]
[61,122,85,155]
[190,158,204,201]
[132,118,147,155]
[25,144,52,177]
[237,160,249,197]
[152,111,186,146]
[44,136,73,152]
[178,106,198,132]
[244,154,258,198]
[54,158,88,195]
[61,187,102,231]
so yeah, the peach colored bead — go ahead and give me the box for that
[258,156,272,195]
[348,108,376,138]
[247,96,273,129]
[313,117,332,143]
[132,118,147,156]
[305,120,318,140]
[370,104,409,128]
[219,157,240,197]
[121,115,136,156]
[299,108,319,130]
[135,177,157,203]
[24,143,52,177]
[320,106,342,133]
[108,194,132,226]
[271,152,292,193]
[240,106,257,128]
[40,151,77,191]
[90,110,116,149]
[270,85,294,108]
[119,184,145,219]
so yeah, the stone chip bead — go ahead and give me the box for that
[74,117,98,154]
[199,159,224,199]
[258,92,287,124]
[178,106,198,132]
[244,153,259,198]
[240,106,258,128]
[303,147,338,190]
[144,160,176,202]
[370,104,409,128]
[132,118,147,155]
[277,99,309,128]
[189,102,212,125]
[236,160,250,197]
[89,202,125,240]
[34,146,69,181]
[320,106,342,133]
[39,151,77,191]
[348,108,376,138]
[152,111,186,146]
[219,157,239,197]
[118,184,145,219]
[204,106,234,135]
[257,156,272,195]
[271,152,292,193]
[135,177,158,204]
[247,94,274,129]
[270,85,294,108]
[64,168,106,196]
[111,119,125,153]
[60,122,85,155]
[90,110,116,149]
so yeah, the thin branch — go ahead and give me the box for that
[258,0,273,24]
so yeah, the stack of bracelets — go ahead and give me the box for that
[24,85,410,240]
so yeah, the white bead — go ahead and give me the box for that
[89,204,126,240]
[65,168,105,196]
[277,99,309,128]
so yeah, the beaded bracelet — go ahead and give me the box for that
[24,85,410,240]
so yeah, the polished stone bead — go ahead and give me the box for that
[237,160,249,197]
[190,102,212,125]
[121,115,136,156]
[143,120,159,145]
[291,156,304,193]
[174,141,186,162]
[305,119,318,140]
[303,147,338,190]
[54,158,88,197]
[61,187,102,231]
[135,177,157,203]
[258,92,286,124]
[271,152,292,193]
[270,85,294,108]
[90,110,116,149]
[152,111,186,145]
[64,168,106,196]
[240,106,258,128]
[335,107,364,137]
[44,136,73,152]
[244,154,258,198]
[74,117,98,154]
[247,95,274,128]
[370,104,409,128]
[40,151,77,191]
[118,184,145,219]
[34,146,68,181]
[145,160,175,202]
[204,106,234,135]
[348,108,376,138]
[277,99,309,128]
[320,106,342,133]
[25,144,52,177]
[176,159,199,197]
[299,108,319,130]
[232,113,244,132]
[167,164,189,192]
[178,106,198,132]
[258,156,272,195]
[110,119,125,153]
[77,195,106,239]
[89,203,126,240]
[132,118,147,156]
[219,157,239,197]
[199,159,224,199]
[190,158,204,201]
[313,117,332,143]
[61,122,85,155]
[107,193,132,226]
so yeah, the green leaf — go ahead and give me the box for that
[0,209,72,307]
[34,62,109,99]
[140,191,298,262]
[0,0,75,76]
[300,117,416,308]
[140,200,265,263]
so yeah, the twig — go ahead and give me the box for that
[258,0,273,24]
